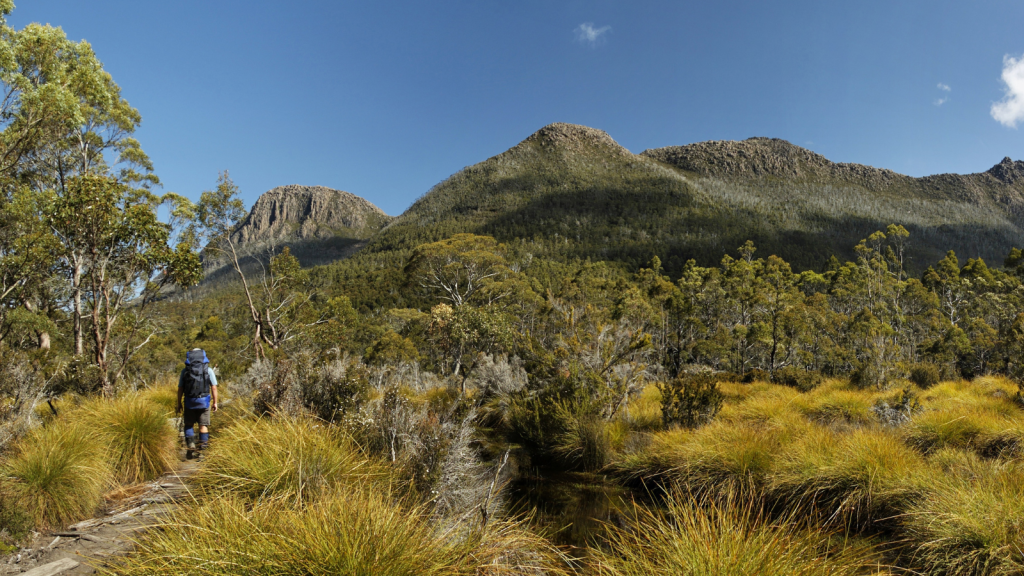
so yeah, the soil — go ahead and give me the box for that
[0,457,198,575]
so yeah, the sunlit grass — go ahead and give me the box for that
[76,394,178,485]
[0,419,110,529]
[771,427,928,530]
[591,490,886,576]
[193,416,383,506]
[903,459,1024,576]
[107,484,570,576]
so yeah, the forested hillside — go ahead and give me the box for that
[340,123,1024,280]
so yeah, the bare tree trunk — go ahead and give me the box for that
[227,238,265,359]
[72,259,83,356]
[22,298,51,351]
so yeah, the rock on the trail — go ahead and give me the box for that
[17,558,79,576]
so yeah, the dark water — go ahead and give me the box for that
[507,471,641,551]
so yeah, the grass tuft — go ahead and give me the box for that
[590,491,885,576]
[107,485,570,576]
[903,460,1024,576]
[0,420,110,529]
[193,416,381,505]
[771,427,926,530]
[77,394,178,485]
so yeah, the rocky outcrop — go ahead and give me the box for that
[201,185,391,282]
[231,185,391,247]
[642,138,1024,203]
[510,122,633,158]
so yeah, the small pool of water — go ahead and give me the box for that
[507,470,642,551]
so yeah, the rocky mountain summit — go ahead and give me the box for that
[203,185,391,281]
[231,185,391,247]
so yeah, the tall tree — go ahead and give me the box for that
[191,172,266,358]
[46,175,201,395]
[0,9,158,354]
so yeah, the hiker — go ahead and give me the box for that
[175,348,219,459]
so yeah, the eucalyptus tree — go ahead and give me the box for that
[0,4,160,356]
[46,175,201,395]
[190,172,266,358]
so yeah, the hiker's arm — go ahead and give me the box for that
[175,369,184,413]
[209,368,219,412]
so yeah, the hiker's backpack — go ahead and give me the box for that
[183,349,211,406]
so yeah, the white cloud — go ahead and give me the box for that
[991,53,1024,128]
[937,83,951,92]
[575,23,610,46]
[935,97,949,106]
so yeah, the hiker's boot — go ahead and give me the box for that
[186,439,197,460]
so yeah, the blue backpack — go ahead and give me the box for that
[183,349,211,410]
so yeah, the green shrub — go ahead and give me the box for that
[741,369,769,383]
[773,367,823,392]
[1,420,110,529]
[658,374,723,428]
[849,362,881,389]
[908,363,940,388]
[301,358,370,421]
[364,331,419,366]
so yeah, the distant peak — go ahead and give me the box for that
[987,157,1024,185]
[517,122,632,156]
[641,137,832,179]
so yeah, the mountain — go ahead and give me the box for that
[203,185,392,281]
[351,123,1024,276]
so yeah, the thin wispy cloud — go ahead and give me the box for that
[934,83,951,106]
[575,22,610,46]
[937,83,951,92]
[991,53,1024,128]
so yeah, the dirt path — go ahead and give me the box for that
[1,459,199,576]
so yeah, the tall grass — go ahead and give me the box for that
[771,427,927,530]
[903,460,1024,576]
[591,491,885,576]
[77,394,178,484]
[108,485,569,576]
[137,381,179,416]
[616,419,798,497]
[0,420,110,529]
[193,416,381,505]
[905,378,1024,458]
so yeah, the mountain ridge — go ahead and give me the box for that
[219,124,1024,286]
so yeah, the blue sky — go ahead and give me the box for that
[10,1,1024,215]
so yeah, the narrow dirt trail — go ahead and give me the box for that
[1,459,199,576]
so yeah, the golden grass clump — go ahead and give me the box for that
[616,419,799,496]
[903,460,1024,576]
[76,394,178,485]
[107,485,570,576]
[793,381,880,426]
[136,381,179,416]
[719,384,802,427]
[193,416,381,505]
[0,419,110,529]
[771,427,927,529]
[590,491,885,576]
